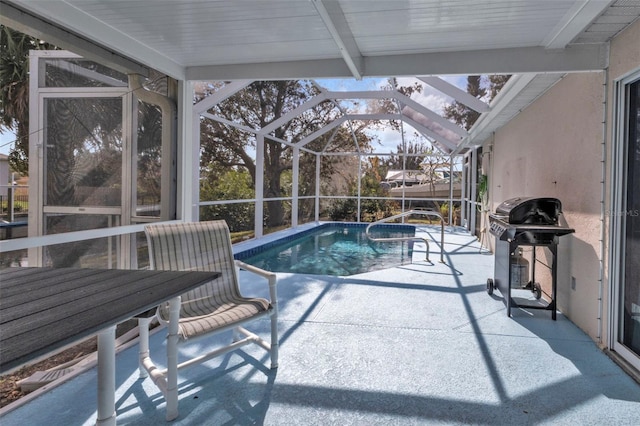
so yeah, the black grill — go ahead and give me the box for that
[487,197,575,320]
[489,197,574,244]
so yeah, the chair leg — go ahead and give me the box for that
[232,326,241,343]
[138,317,152,379]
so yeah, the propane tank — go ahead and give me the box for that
[510,247,529,289]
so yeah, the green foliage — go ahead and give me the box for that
[200,169,255,231]
[328,198,357,221]
[439,201,462,225]
[0,25,58,174]
[477,174,488,211]
[386,140,431,171]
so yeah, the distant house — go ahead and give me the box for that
[0,154,9,197]
[383,166,463,198]
[383,170,426,187]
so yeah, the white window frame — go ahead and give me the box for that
[609,68,640,371]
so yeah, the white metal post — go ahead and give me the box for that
[470,147,478,233]
[8,183,15,223]
[461,154,469,229]
[449,156,454,225]
[180,80,198,221]
[292,147,299,227]
[357,155,362,221]
[28,52,43,266]
[119,89,133,270]
[315,155,321,222]
[255,134,265,238]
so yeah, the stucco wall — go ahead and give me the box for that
[608,18,640,81]
[487,72,604,339]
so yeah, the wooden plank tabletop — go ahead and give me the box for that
[0,267,220,374]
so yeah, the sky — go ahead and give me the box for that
[0,131,16,156]
[314,75,468,153]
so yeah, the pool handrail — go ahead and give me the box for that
[365,210,445,263]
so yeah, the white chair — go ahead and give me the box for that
[138,220,278,421]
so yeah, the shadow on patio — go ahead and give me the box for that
[2,228,639,425]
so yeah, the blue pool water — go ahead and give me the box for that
[236,223,415,276]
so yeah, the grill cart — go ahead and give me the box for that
[487,197,574,320]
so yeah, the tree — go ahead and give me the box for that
[386,139,431,171]
[359,157,393,221]
[443,76,486,130]
[200,168,255,231]
[0,25,58,174]
[199,80,374,228]
[443,75,510,130]
[488,74,511,100]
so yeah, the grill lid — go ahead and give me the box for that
[494,197,561,225]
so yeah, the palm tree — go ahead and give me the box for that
[0,25,57,174]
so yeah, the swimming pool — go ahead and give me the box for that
[235,223,416,276]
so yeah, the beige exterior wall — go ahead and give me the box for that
[487,72,604,339]
[608,17,640,81]
[485,18,640,346]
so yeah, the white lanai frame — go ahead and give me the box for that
[192,78,487,236]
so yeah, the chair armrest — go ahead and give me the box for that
[235,260,275,279]
[235,260,278,305]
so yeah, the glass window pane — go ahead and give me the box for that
[0,248,28,269]
[44,98,122,207]
[136,100,163,217]
[44,213,119,267]
[621,79,640,356]
[43,58,127,88]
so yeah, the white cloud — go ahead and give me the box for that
[365,126,402,153]
[395,76,454,115]
[413,92,450,114]
[315,77,387,92]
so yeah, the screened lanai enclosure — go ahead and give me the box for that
[1,0,619,271]
[195,77,475,235]
[8,50,494,269]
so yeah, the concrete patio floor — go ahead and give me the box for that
[2,226,639,425]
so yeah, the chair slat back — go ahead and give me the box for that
[145,221,241,319]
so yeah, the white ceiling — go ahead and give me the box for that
[2,0,639,151]
[4,0,635,80]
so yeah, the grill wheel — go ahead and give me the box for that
[486,278,494,295]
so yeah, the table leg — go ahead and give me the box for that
[96,325,117,426]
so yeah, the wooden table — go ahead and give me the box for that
[0,267,220,425]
